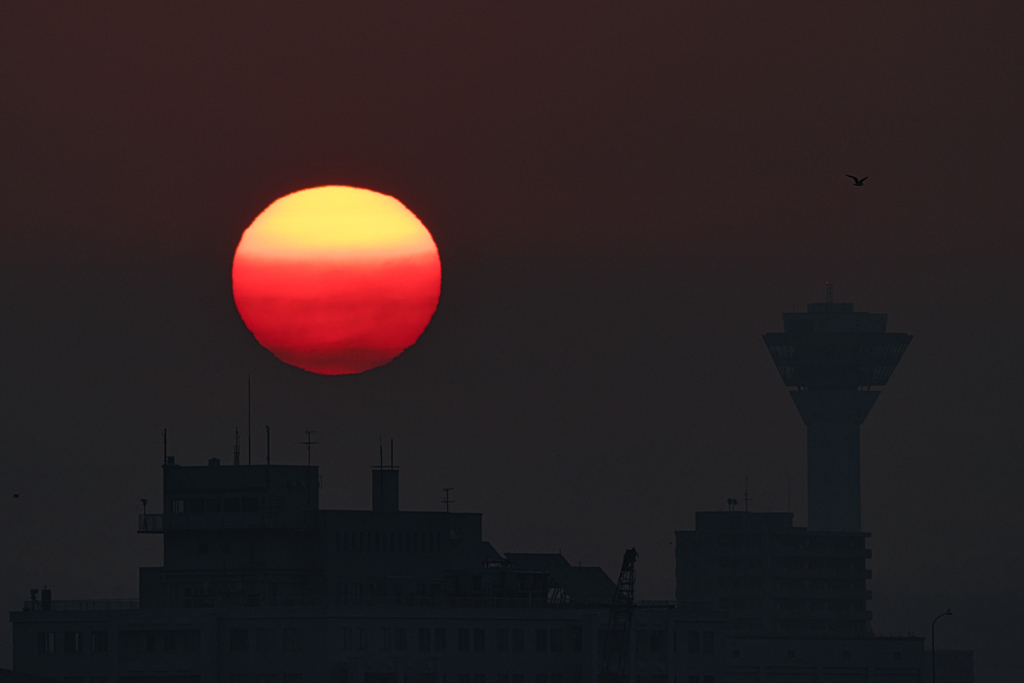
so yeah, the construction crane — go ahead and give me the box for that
[599,548,638,683]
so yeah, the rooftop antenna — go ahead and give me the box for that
[265,425,270,465]
[390,438,394,469]
[301,431,318,467]
[826,281,834,305]
[744,476,750,512]
[787,476,792,512]
[379,435,383,469]
[442,488,455,513]
[233,428,240,466]
[247,376,252,466]
[163,428,167,465]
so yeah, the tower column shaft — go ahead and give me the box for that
[806,419,861,532]
[791,389,878,532]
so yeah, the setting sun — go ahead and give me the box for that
[232,186,441,374]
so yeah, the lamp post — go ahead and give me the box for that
[931,609,953,683]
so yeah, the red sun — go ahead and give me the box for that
[232,186,441,375]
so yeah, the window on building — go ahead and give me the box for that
[572,626,582,652]
[241,497,258,512]
[356,628,368,651]
[91,631,108,653]
[537,675,548,683]
[183,630,200,652]
[162,631,176,651]
[172,499,186,514]
[702,677,715,683]
[458,675,470,683]
[255,676,275,683]
[687,630,700,654]
[64,632,83,653]
[64,677,83,683]
[702,631,714,655]
[187,499,206,514]
[497,676,509,683]
[497,628,509,652]
[787,650,796,659]
[283,675,302,683]
[145,633,157,652]
[224,498,240,513]
[473,628,485,652]
[434,628,447,652]
[458,628,470,652]
[473,676,485,683]
[418,628,430,652]
[688,676,700,683]
[550,628,563,653]
[229,675,247,683]
[198,541,209,555]
[255,628,273,652]
[395,627,407,651]
[894,651,902,660]
[551,676,563,683]
[511,629,524,652]
[283,628,302,653]
[229,629,248,651]
[843,651,851,660]
[732,650,740,658]
[207,499,223,513]
[339,627,351,651]
[512,676,524,683]
[535,629,548,652]
[380,628,392,651]
[90,677,108,683]
[38,632,56,655]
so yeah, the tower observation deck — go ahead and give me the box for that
[764,300,911,532]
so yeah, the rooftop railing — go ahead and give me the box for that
[138,595,611,610]
[23,599,139,612]
[138,512,315,533]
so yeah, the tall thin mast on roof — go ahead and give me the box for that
[302,431,318,467]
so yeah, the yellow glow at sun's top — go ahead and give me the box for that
[237,186,437,261]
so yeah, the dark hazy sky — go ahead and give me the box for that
[2,3,1022,678]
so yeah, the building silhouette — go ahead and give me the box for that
[762,297,911,532]
[675,511,871,637]
[13,461,725,683]
[10,298,941,682]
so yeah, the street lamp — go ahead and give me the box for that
[931,608,953,683]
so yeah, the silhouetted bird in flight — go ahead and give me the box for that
[846,175,867,186]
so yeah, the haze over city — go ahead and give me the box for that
[1,3,1023,680]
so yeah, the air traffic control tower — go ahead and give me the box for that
[764,293,911,532]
